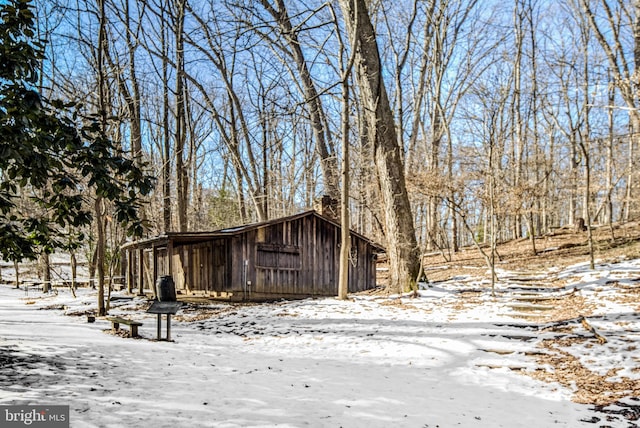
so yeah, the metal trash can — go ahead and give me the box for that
[155,275,176,302]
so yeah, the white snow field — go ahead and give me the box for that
[2,259,640,427]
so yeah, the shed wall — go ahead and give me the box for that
[123,212,379,300]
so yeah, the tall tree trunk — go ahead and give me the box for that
[339,0,420,293]
[40,252,51,293]
[488,133,498,296]
[606,73,615,238]
[570,133,578,226]
[429,96,444,250]
[625,128,634,222]
[159,1,172,232]
[448,127,458,252]
[335,6,357,300]
[123,0,146,235]
[512,1,524,240]
[96,0,108,316]
[581,18,595,269]
[174,0,188,232]
[14,261,19,289]
[406,0,438,171]
[118,0,143,161]
[70,252,77,298]
[633,0,640,220]
[95,198,106,315]
[338,77,350,300]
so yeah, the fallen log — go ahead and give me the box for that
[578,315,607,344]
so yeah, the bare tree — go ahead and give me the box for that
[328,3,358,300]
[581,0,640,221]
[34,0,640,290]
[254,0,340,201]
[96,0,108,315]
[174,0,189,231]
[183,4,270,220]
[338,0,419,292]
[160,0,173,232]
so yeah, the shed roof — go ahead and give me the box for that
[121,210,385,251]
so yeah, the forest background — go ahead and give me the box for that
[3,0,639,293]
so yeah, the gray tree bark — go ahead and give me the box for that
[96,0,108,316]
[174,0,188,232]
[338,0,419,293]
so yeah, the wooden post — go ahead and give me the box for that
[167,240,174,276]
[137,248,144,296]
[126,249,133,294]
[166,315,171,341]
[152,244,158,291]
[156,313,161,340]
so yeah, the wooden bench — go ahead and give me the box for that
[106,317,143,338]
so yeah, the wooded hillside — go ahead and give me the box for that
[5,0,640,290]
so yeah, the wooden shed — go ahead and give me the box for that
[120,210,384,301]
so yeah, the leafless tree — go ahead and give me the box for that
[31,0,640,287]
[339,0,420,292]
[580,0,640,222]
[249,0,341,202]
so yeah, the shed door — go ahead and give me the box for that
[210,239,228,292]
[191,243,210,291]
[255,244,301,294]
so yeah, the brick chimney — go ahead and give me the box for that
[314,195,340,221]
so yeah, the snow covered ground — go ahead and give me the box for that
[1,259,640,427]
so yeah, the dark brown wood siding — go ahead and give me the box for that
[347,235,377,292]
[247,215,344,296]
[122,211,380,300]
[210,238,229,292]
